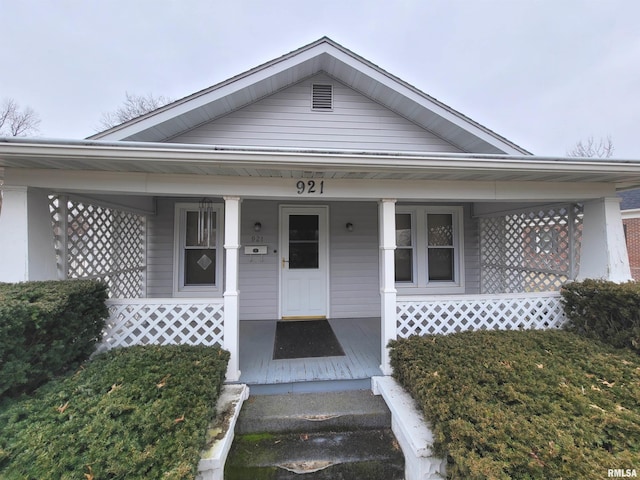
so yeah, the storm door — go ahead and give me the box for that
[280,206,329,319]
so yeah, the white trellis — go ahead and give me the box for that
[101,299,224,351]
[479,204,582,294]
[396,293,566,338]
[49,195,146,298]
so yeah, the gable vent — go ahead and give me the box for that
[312,84,333,110]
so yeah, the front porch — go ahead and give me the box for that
[100,291,568,388]
[239,317,382,392]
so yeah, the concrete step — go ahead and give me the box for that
[226,389,404,479]
[225,429,404,480]
[235,389,392,434]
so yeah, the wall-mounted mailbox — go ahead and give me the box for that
[244,245,268,255]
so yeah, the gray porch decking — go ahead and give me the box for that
[238,317,382,393]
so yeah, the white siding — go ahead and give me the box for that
[145,199,480,314]
[238,200,280,320]
[146,198,175,297]
[169,74,462,153]
[329,202,381,318]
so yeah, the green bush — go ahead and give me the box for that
[561,279,640,352]
[0,280,109,398]
[0,345,230,479]
[389,330,640,479]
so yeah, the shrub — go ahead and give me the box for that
[0,345,230,479]
[0,280,108,398]
[561,279,640,352]
[389,330,640,479]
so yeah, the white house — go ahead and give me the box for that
[1,37,638,386]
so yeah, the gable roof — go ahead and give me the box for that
[90,37,529,155]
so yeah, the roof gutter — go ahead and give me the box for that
[2,137,640,175]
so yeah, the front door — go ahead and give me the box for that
[280,206,329,319]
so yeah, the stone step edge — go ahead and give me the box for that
[371,376,447,480]
[197,384,250,480]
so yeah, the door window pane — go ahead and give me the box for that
[289,215,319,269]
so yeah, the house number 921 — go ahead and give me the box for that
[296,180,324,195]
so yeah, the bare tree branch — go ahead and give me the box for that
[567,135,614,158]
[98,92,173,130]
[0,98,40,137]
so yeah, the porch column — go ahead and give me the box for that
[0,186,57,282]
[379,198,397,375]
[223,196,242,381]
[577,196,631,282]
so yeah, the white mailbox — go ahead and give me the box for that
[244,245,268,255]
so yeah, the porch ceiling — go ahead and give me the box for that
[3,138,640,189]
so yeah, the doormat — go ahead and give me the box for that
[273,320,345,360]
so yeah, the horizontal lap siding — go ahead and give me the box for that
[146,198,174,297]
[169,74,462,153]
[329,202,380,318]
[239,200,279,320]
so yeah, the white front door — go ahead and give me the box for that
[280,206,329,319]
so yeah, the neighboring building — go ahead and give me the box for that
[619,189,640,280]
[1,38,639,384]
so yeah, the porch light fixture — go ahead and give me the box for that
[346,222,354,232]
[254,222,262,232]
[198,198,214,246]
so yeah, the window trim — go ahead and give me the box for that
[173,202,224,297]
[395,205,465,294]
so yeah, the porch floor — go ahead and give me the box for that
[238,317,382,392]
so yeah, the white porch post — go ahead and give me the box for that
[379,198,397,375]
[223,196,242,381]
[578,196,631,282]
[0,186,57,282]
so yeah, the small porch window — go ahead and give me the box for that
[395,206,464,293]
[174,203,223,296]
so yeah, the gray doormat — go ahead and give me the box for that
[273,320,345,360]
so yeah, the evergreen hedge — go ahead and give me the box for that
[389,330,640,479]
[0,345,230,479]
[0,280,109,398]
[561,279,640,352]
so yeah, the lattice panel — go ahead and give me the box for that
[480,204,582,293]
[102,300,224,350]
[49,196,146,298]
[397,294,566,338]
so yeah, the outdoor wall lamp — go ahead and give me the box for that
[346,222,354,232]
[254,222,262,232]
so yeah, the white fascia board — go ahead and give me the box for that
[94,44,334,141]
[3,140,640,178]
[4,167,614,202]
[622,208,640,219]
[321,47,527,155]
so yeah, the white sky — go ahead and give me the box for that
[2,0,640,158]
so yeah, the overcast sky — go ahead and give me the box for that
[2,0,640,158]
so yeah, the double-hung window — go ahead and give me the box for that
[395,206,464,293]
[173,203,223,296]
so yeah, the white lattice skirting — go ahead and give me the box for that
[397,293,566,338]
[101,299,224,351]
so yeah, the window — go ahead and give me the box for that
[395,213,414,282]
[174,203,223,296]
[395,206,464,292]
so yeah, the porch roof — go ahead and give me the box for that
[2,137,640,189]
